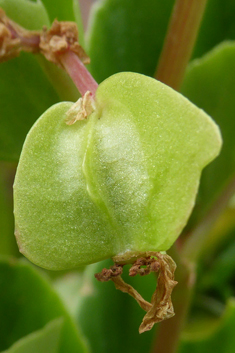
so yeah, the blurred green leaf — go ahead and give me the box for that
[0,163,18,256]
[40,0,84,46]
[76,259,156,353]
[0,257,88,353]
[0,0,83,162]
[86,0,174,83]
[53,271,85,319]
[197,228,235,299]
[0,1,57,162]
[87,0,235,84]
[178,298,235,353]
[41,0,80,22]
[2,318,63,353]
[181,41,235,220]
[0,53,60,161]
[193,0,235,59]
[0,0,50,29]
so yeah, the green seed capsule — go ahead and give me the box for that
[13,72,222,270]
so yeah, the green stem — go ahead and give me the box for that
[155,0,208,90]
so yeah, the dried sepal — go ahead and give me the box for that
[65,91,95,125]
[40,19,89,69]
[139,253,177,333]
[0,9,40,63]
[95,252,177,333]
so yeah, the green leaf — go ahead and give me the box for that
[2,318,63,353]
[0,163,18,256]
[86,0,174,82]
[0,1,57,162]
[14,72,221,270]
[40,0,79,22]
[40,0,84,45]
[181,41,235,220]
[198,229,235,298]
[0,0,82,161]
[178,299,235,353]
[0,53,60,161]
[87,0,235,83]
[53,271,85,319]
[76,259,156,353]
[193,0,235,59]
[0,257,88,353]
[0,0,50,29]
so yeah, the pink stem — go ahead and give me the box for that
[59,51,98,97]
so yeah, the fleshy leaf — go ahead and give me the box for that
[178,299,235,353]
[181,41,235,221]
[2,318,63,353]
[86,0,174,82]
[0,257,88,352]
[14,72,221,270]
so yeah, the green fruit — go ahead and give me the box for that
[14,72,222,270]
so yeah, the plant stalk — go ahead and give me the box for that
[155,0,208,90]
[59,51,98,97]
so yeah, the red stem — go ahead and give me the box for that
[59,51,98,96]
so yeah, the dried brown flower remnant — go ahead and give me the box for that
[40,19,89,69]
[65,91,96,124]
[0,9,39,63]
[95,252,177,334]
[139,253,177,333]
[94,263,124,281]
[0,9,89,68]
[95,263,152,312]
